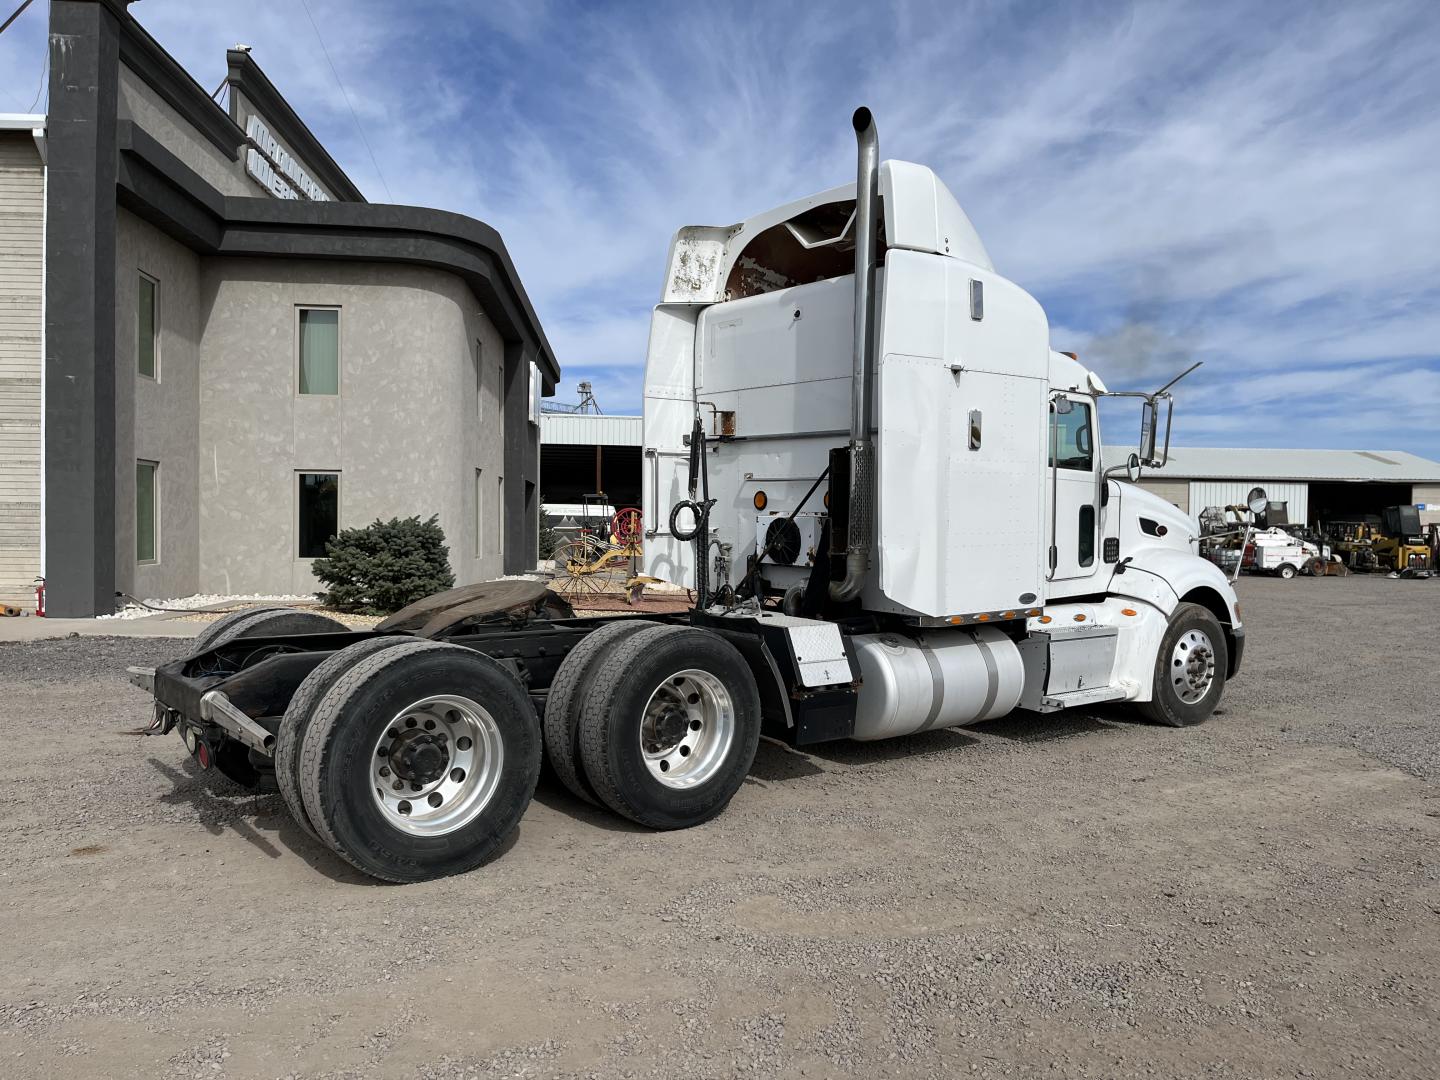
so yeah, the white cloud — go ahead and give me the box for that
[1,0,1436,453]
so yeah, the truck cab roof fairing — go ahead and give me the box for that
[658,162,993,305]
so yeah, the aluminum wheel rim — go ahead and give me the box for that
[639,668,735,789]
[369,694,503,836]
[1171,629,1217,705]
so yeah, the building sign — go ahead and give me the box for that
[244,115,330,201]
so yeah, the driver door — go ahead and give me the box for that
[1048,395,1102,588]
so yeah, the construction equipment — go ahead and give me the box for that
[1326,506,1431,575]
[128,109,1246,883]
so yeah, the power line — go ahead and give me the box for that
[0,0,36,38]
[297,0,393,202]
[25,39,45,112]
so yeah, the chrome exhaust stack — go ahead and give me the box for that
[831,106,879,602]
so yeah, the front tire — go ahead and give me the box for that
[577,625,760,829]
[298,641,541,882]
[1276,563,1297,580]
[1136,602,1228,727]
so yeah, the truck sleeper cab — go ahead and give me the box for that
[641,108,1242,727]
[129,109,1245,884]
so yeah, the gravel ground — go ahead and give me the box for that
[0,575,1436,1079]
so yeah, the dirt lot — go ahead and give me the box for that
[1,576,1436,1079]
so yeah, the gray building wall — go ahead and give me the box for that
[1136,476,1189,512]
[0,132,44,606]
[1415,483,1440,527]
[197,258,508,595]
[114,207,201,599]
[116,63,252,199]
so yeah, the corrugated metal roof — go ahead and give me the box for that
[540,413,643,447]
[1105,446,1440,482]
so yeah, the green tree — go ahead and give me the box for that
[312,515,455,615]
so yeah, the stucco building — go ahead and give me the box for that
[0,0,558,617]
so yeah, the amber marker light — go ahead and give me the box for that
[1121,608,1137,616]
[753,491,767,510]
[1073,614,1086,621]
[1038,615,1052,624]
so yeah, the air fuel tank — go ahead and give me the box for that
[851,626,1023,740]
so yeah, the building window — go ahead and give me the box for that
[475,468,484,557]
[298,308,340,395]
[298,472,339,558]
[475,340,483,419]
[138,273,158,379]
[136,460,158,563]
[495,474,504,556]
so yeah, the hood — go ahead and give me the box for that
[1117,481,1200,549]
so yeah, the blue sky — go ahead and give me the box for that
[3,0,1437,455]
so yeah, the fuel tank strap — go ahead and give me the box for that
[975,635,1000,719]
[917,639,946,731]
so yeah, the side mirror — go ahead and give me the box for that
[1125,452,1140,482]
[1139,400,1158,464]
[1247,487,1268,516]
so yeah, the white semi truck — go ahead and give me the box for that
[130,109,1246,882]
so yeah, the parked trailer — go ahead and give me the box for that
[131,109,1247,882]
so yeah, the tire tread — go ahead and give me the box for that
[276,635,414,842]
[542,620,654,804]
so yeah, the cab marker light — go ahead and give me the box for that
[1037,615,1052,624]
[1121,608,1137,616]
[1073,614,1086,622]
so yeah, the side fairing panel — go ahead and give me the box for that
[642,305,703,587]
[871,250,1050,616]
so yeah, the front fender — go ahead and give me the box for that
[1109,545,1241,627]
[1109,546,1244,678]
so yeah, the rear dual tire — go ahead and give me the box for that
[192,607,350,790]
[296,641,541,883]
[276,636,414,841]
[542,619,655,805]
[577,625,761,829]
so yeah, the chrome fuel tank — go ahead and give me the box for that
[851,626,1023,740]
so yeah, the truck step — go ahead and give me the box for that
[1039,685,1129,711]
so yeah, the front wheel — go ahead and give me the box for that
[1276,563,1297,580]
[1135,602,1228,728]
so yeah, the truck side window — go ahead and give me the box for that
[1078,504,1096,566]
[1050,402,1094,471]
